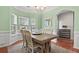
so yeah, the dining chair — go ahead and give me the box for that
[42,28,58,52]
[42,28,53,34]
[20,29,27,48]
[25,31,43,53]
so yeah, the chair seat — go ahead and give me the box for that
[28,43,42,49]
[27,43,43,53]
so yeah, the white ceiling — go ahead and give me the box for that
[14,6,58,13]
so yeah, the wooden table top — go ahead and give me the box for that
[32,34,57,44]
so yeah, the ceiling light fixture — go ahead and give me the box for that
[34,6,47,10]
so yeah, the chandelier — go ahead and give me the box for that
[34,6,46,10]
[26,6,47,10]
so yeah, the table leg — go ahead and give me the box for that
[46,42,49,53]
[42,44,45,53]
[44,41,51,53]
[49,41,51,52]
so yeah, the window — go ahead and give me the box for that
[30,19,37,33]
[44,20,49,27]
[43,18,53,34]
[44,19,51,27]
[18,17,37,33]
[11,14,17,34]
[18,16,30,31]
[11,14,37,34]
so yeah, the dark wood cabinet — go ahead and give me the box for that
[58,29,71,39]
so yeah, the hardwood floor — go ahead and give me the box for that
[51,38,79,52]
[54,38,73,49]
[0,47,8,53]
[0,40,22,53]
[0,38,79,53]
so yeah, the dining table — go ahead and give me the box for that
[32,33,57,53]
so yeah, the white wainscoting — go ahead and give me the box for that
[0,31,22,47]
[74,31,79,49]
[9,32,22,45]
[0,31,10,47]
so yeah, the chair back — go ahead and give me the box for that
[25,31,33,48]
[42,28,53,34]
[20,29,26,40]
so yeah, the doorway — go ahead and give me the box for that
[57,10,74,40]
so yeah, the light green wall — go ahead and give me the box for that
[0,6,43,31]
[43,6,79,32]
[36,10,43,29]
[0,6,10,31]
[0,6,79,32]
[10,7,42,29]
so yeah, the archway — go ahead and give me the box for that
[57,10,74,41]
